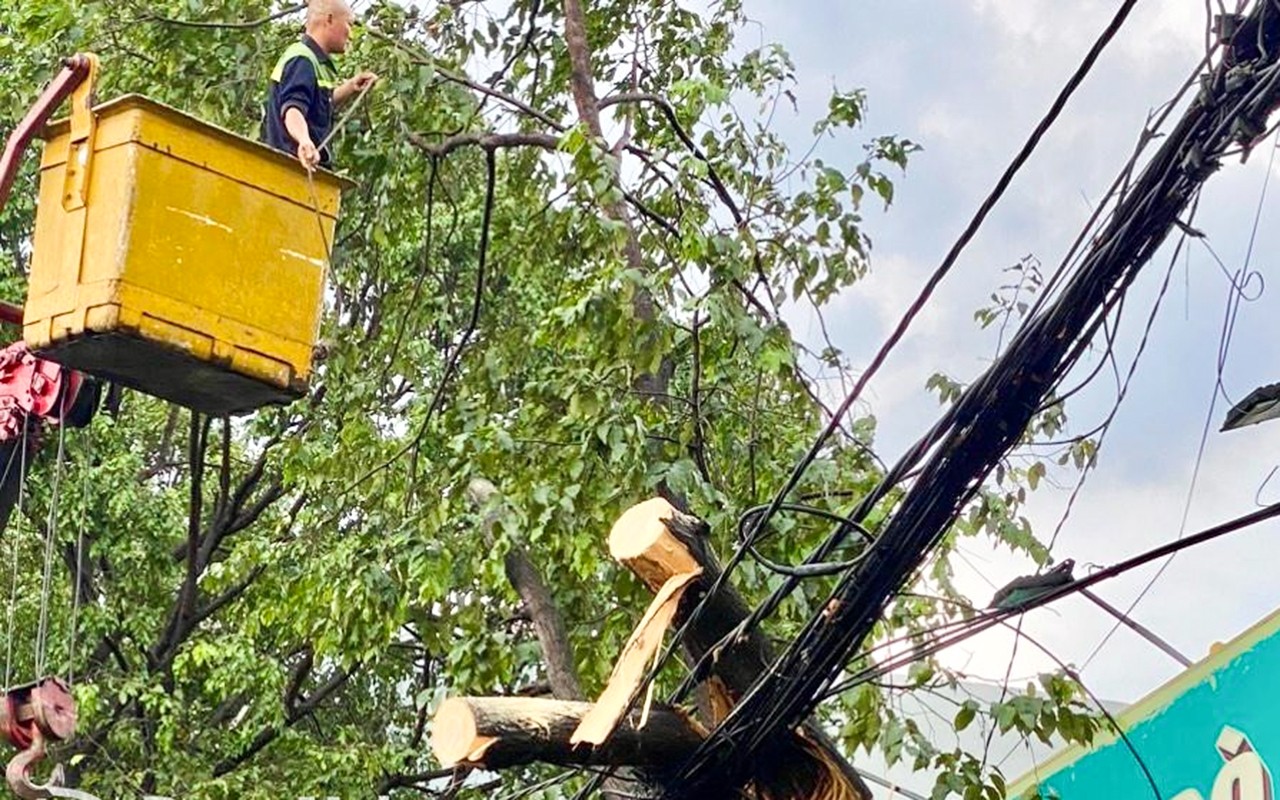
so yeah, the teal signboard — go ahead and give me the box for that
[1010,610,1280,799]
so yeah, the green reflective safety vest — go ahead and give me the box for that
[271,41,338,89]
[262,39,339,164]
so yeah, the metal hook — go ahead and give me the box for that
[4,728,97,800]
[1,678,80,800]
[6,727,62,800]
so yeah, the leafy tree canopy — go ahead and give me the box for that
[0,2,1096,798]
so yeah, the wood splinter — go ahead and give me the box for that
[571,568,702,746]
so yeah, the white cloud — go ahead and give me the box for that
[972,0,1204,67]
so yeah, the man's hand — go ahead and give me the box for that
[296,139,320,172]
[335,71,379,105]
[283,106,320,171]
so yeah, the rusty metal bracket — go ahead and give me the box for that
[0,54,98,214]
[60,54,99,213]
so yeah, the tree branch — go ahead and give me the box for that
[283,646,315,714]
[212,665,356,777]
[559,0,660,372]
[562,0,604,138]
[364,27,566,131]
[139,4,303,30]
[468,479,582,700]
[408,131,559,158]
[599,92,746,230]
[155,414,208,665]
[186,565,266,632]
[503,547,584,700]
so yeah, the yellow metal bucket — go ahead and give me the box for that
[24,94,350,415]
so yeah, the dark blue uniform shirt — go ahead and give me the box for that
[262,37,337,166]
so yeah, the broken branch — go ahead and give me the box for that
[431,696,705,771]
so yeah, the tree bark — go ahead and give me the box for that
[431,696,705,771]
[468,478,635,799]
[469,478,584,701]
[560,0,663,360]
[610,498,870,800]
[503,548,586,701]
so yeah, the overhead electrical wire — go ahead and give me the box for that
[736,503,874,579]
[831,593,1164,798]
[725,0,1146,584]
[688,0,1147,693]
[119,0,1265,796]
[820,498,1280,704]
[659,12,1280,795]
[308,148,498,533]
[1042,226,1192,555]
[1033,191,1207,435]
[1082,129,1279,670]
[732,9,1134,671]
[1028,24,1261,556]
[570,3,1152,796]
[1026,39,1223,323]
[992,624,1163,800]
[672,0,1151,707]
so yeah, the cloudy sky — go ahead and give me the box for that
[733,0,1280,712]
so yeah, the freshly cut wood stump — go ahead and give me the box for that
[609,497,703,592]
[431,696,705,771]
[608,498,870,800]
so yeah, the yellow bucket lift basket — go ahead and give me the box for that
[24,89,351,415]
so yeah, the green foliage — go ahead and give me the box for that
[0,1,1095,799]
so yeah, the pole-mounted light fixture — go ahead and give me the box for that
[1221,383,1280,431]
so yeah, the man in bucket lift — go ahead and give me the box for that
[262,0,378,170]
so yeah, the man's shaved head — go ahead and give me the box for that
[307,0,351,23]
[306,0,355,53]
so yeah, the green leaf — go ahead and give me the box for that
[955,701,978,732]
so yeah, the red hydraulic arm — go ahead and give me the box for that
[0,55,96,212]
[0,54,98,329]
[0,54,101,799]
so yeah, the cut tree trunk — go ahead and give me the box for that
[431,696,705,771]
[610,498,870,800]
[610,498,776,697]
